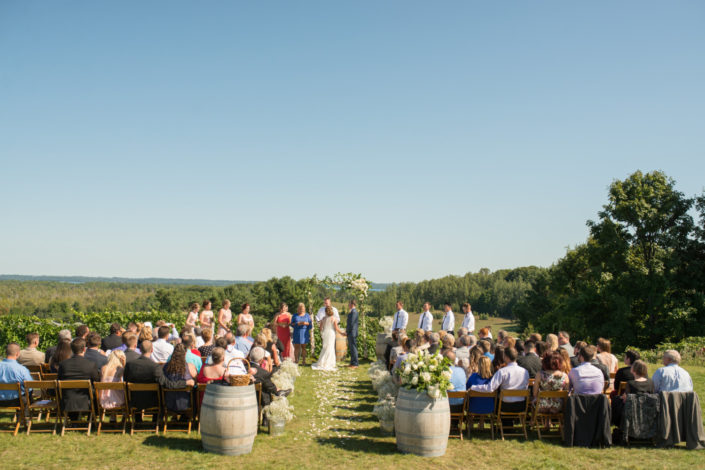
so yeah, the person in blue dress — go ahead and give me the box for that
[467,356,494,414]
[292,303,312,365]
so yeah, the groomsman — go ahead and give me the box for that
[346,300,359,368]
[418,302,433,331]
[441,303,455,336]
[391,301,408,332]
[460,303,475,334]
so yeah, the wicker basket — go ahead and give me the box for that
[227,357,251,386]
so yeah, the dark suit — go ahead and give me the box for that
[85,348,108,371]
[346,308,359,366]
[124,349,141,363]
[101,334,122,352]
[123,355,186,410]
[57,355,100,412]
[517,353,542,379]
[251,363,277,407]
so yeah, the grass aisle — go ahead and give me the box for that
[1,362,704,469]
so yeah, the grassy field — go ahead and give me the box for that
[0,359,703,470]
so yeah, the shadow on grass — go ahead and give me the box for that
[315,436,397,454]
[331,413,377,423]
[336,403,374,413]
[142,435,204,453]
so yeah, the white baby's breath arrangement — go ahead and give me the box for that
[368,361,387,377]
[279,359,300,379]
[396,350,453,399]
[271,370,295,394]
[378,316,394,334]
[370,368,390,391]
[377,374,399,399]
[263,396,295,423]
[373,394,396,421]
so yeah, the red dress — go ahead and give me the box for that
[276,313,293,359]
[196,368,225,403]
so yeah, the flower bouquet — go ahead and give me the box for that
[378,316,394,334]
[373,394,396,434]
[377,374,399,399]
[263,396,295,436]
[279,359,301,381]
[395,350,453,399]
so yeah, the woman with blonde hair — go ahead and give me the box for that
[545,334,559,353]
[100,350,127,409]
[292,302,312,365]
[466,356,494,414]
[254,333,273,372]
[217,299,232,337]
[261,328,281,368]
[199,300,214,332]
[238,303,255,337]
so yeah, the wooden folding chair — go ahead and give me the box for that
[496,389,530,440]
[603,380,611,394]
[447,391,466,440]
[196,383,208,433]
[30,372,41,381]
[26,365,42,374]
[617,382,626,396]
[58,380,96,436]
[160,386,195,434]
[24,380,60,434]
[531,390,568,440]
[40,363,52,375]
[255,383,263,426]
[0,383,25,436]
[466,390,496,440]
[94,382,129,435]
[42,373,58,381]
[127,383,161,435]
[528,378,535,388]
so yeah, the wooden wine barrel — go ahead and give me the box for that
[200,384,258,456]
[394,387,450,457]
[375,333,391,360]
[335,334,347,361]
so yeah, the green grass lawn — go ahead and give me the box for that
[0,360,703,470]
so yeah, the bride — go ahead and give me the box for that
[311,306,346,371]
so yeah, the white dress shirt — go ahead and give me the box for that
[392,309,408,330]
[461,310,475,332]
[418,311,433,331]
[315,306,340,323]
[470,362,529,402]
[441,310,455,332]
[151,339,174,363]
[224,347,247,375]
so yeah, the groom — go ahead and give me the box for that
[346,300,359,368]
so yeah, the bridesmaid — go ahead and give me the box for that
[199,300,214,332]
[185,302,199,331]
[217,299,232,338]
[274,303,293,360]
[292,302,312,365]
[238,303,255,338]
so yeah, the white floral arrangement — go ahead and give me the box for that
[373,394,396,421]
[370,368,390,391]
[279,359,301,379]
[263,396,295,423]
[349,277,370,297]
[395,350,453,399]
[368,360,387,377]
[271,370,295,394]
[377,374,399,399]
[378,316,394,334]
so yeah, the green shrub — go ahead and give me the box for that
[625,336,705,366]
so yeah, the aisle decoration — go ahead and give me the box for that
[263,396,295,436]
[373,394,396,434]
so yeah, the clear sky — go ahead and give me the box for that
[1,1,704,283]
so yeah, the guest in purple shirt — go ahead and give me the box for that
[568,345,605,395]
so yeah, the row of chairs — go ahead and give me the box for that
[446,388,570,441]
[0,380,263,437]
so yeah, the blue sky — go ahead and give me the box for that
[1,1,704,282]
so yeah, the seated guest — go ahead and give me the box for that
[123,332,141,363]
[180,333,203,373]
[529,333,542,343]
[596,337,618,375]
[545,334,559,353]
[504,336,516,350]
[444,351,466,413]
[589,350,610,382]
[0,343,33,406]
[532,351,569,414]
[496,330,508,345]
[466,356,494,414]
[49,339,72,372]
[470,347,529,412]
[151,326,174,363]
[492,346,506,372]
[440,335,455,356]
[84,332,108,371]
[222,336,247,372]
[465,347,483,377]
[392,339,413,381]
[248,347,291,418]
[535,341,547,357]
[75,325,90,340]
[138,325,153,350]
[652,350,693,392]
[624,360,654,395]
[162,344,197,412]
[234,325,253,356]
[123,341,193,414]
[57,338,101,413]
[568,345,604,395]
[456,327,469,338]
[389,333,406,371]
[45,329,72,361]
[198,328,215,359]
[455,335,472,362]
[18,332,45,368]
[477,328,490,341]
[99,350,126,409]
[253,334,273,371]
[101,323,123,352]
[415,331,429,351]
[478,340,494,361]
[571,341,587,369]
[428,333,440,355]
[558,331,574,357]
[559,349,572,374]
[515,340,525,356]
[517,341,541,379]
[262,329,282,369]
[194,327,205,349]
[614,350,639,395]
[197,347,227,402]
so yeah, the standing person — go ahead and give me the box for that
[217,299,232,338]
[460,303,475,334]
[238,303,255,338]
[185,303,199,332]
[441,303,455,336]
[199,300,214,332]
[346,300,359,369]
[391,301,408,332]
[274,303,293,360]
[418,302,433,331]
[292,303,312,365]
[316,297,340,325]
[312,307,345,371]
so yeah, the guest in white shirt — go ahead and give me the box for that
[460,303,475,333]
[151,326,174,363]
[470,347,529,412]
[418,302,433,331]
[441,303,455,335]
[391,301,408,332]
[315,297,340,324]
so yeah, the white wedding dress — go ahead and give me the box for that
[311,317,337,371]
